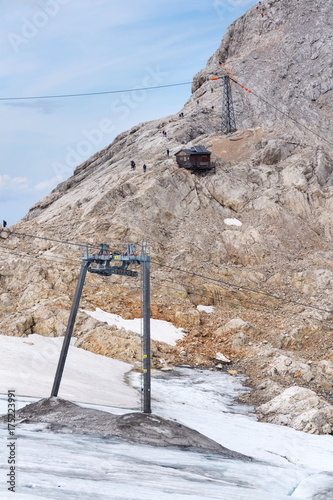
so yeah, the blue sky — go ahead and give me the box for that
[0,0,256,224]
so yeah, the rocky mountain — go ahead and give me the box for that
[1,0,333,434]
[194,0,333,143]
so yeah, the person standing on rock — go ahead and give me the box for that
[257,1,265,16]
[2,220,7,228]
[166,149,170,157]
[142,164,147,173]
[130,160,136,170]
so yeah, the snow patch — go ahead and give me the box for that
[224,218,243,227]
[215,352,231,363]
[83,308,184,346]
[197,305,215,313]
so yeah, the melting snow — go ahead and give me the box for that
[83,308,184,346]
[1,331,333,499]
[0,366,332,498]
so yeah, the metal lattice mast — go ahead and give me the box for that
[221,75,237,134]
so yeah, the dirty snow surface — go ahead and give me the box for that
[1,397,246,459]
[0,338,333,499]
[82,307,184,345]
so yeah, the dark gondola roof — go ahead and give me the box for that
[174,145,211,156]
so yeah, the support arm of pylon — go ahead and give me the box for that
[51,259,90,397]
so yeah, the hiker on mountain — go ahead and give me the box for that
[167,149,170,157]
[130,160,136,170]
[143,164,147,173]
[2,220,7,228]
[257,1,265,15]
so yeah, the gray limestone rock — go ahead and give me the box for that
[257,386,333,434]
[194,0,333,146]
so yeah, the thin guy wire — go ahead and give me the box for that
[229,77,333,149]
[150,277,274,314]
[0,244,79,266]
[156,274,278,311]
[151,261,331,314]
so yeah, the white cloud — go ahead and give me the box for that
[0,174,29,193]
[0,173,63,198]
[34,174,63,191]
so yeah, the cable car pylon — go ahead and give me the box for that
[221,75,237,135]
[51,242,151,414]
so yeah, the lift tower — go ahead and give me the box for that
[221,75,237,134]
[51,242,151,414]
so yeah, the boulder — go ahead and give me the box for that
[174,309,201,328]
[217,318,259,337]
[258,139,294,165]
[266,354,314,383]
[257,386,333,434]
[313,360,333,391]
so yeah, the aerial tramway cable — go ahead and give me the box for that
[151,261,332,315]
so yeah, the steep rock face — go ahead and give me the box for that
[192,0,333,144]
[1,0,333,433]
